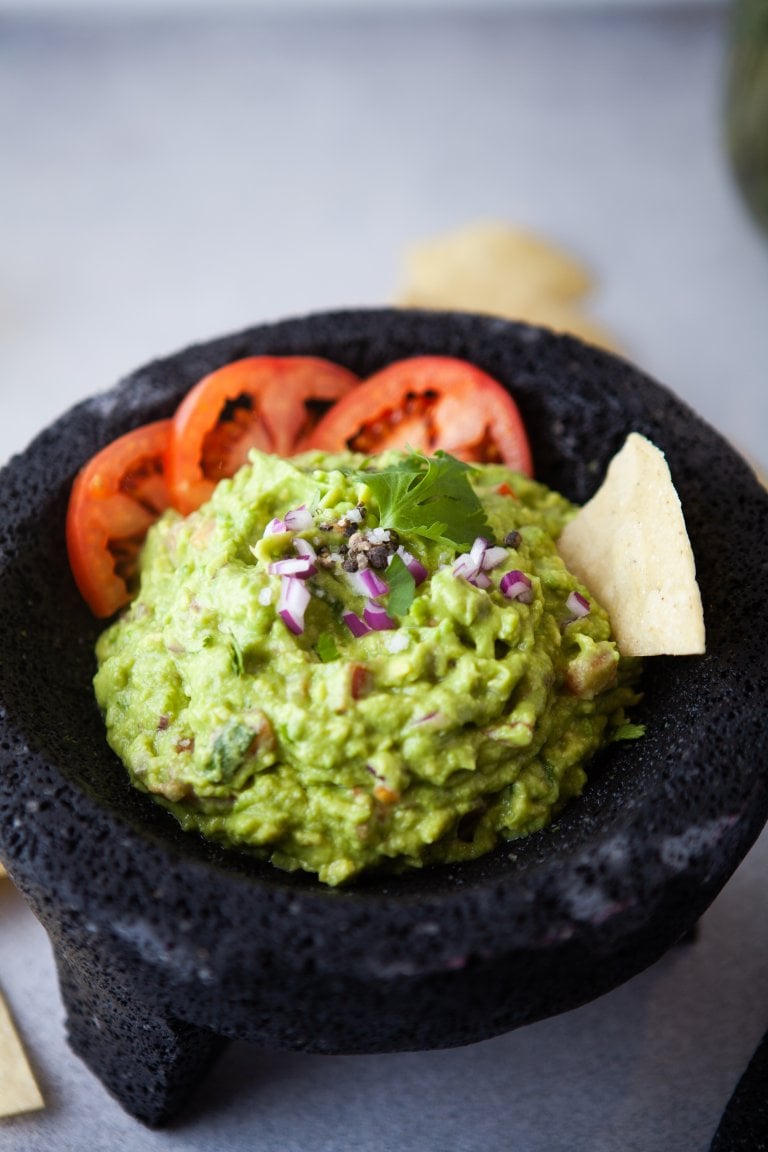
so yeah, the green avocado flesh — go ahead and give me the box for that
[94,450,642,886]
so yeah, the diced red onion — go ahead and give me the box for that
[293,537,316,561]
[481,545,509,571]
[348,567,389,599]
[566,590,590,617]
[470,570,493,590]
[283,504,314,532]
[500,570,534,603]
[342,610,371,637]
[363,599,397,631]
[268,556,317,578]
[469,536,490,566]
[263,517,287,537]
[452,553,481,582]
[452,552,492,589]
[278,576,310,634]
[410,710,439,726]
[455,536,509,587]
[393,546,428,585]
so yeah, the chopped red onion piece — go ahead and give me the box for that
[278,575,310,634]
[500,569,534,603]
[348,567,389,599]
[481,545,508,571]
[268,556,317,578]
[393,546,428,585]
[293,537,316,560]
[566,590,590,617]
[263,517,287,537]
[363,599,397,630]
[342,610,371,638]
[410,710,439,726]
[452,553,481,582]
[469,570,493,590]
[469,536,490,566]
[283,504,314,532]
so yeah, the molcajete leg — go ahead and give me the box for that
[54,947,227,1126]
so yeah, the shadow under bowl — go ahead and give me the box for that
[1,309,767,1126]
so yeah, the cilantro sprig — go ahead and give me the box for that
[351,451,492,549]
[386,552,417,616]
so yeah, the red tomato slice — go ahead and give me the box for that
[298,355,533,474]
[66,420,173,618]
[166,356,359,514]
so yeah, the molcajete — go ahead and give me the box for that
[0,308,766,1126]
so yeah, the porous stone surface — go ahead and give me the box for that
[0,309,767,1124]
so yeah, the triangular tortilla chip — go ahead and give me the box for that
[0,989,44,1118]
[396,220,620,352]
[557,433,705,656]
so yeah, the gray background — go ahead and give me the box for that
[1,4,767,1150]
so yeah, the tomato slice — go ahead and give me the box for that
[166,356,359,514]
[66,420,172,618]
[298,355,533,474]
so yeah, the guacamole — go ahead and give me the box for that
[94,450,641,885]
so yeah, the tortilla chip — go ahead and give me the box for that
[557,433,705,657]
[0,863,6,879]
[397,220,619,352]
[0,989,44,1118]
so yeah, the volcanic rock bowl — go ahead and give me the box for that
[1,309,767,1127]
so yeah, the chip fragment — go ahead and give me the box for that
[0,989,44,1118]
[397,220,619,351]
[557,433,705,657]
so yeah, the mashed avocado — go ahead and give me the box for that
[94,450,641,886]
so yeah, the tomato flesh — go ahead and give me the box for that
[67,352,534,617]
[66,420,173,618]
[166,356,359,514]
[299,355,533,474]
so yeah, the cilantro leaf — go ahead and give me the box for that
[353,452,492,549]
[386,552,416,617]
[210,721,253,782]
[228,632,245,677]
[316,632,340,663]
[611,722,646,742]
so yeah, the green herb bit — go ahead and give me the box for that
[611,722,646,742]
[228,632,245,677]
[386,552,416,617]
[209,721,255,782]
[351,451,492,549]
[316,632,340,663]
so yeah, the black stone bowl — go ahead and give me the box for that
[1,309,767,1127]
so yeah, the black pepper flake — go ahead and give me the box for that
[504,531,522,549]
[368,545,390,569]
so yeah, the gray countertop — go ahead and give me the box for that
[1,6,767,1151]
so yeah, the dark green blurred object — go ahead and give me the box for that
[726,0,768,235]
